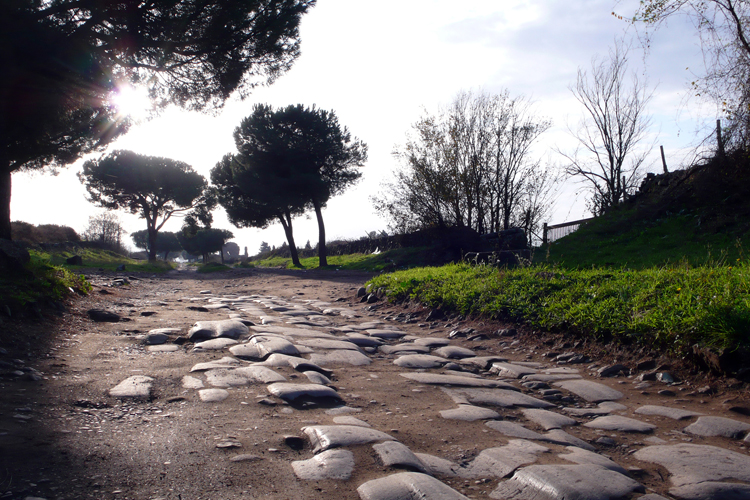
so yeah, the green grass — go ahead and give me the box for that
[197,262,231,273]
[32,248,173,273]
[250,247,428,272]
[0,253,91,309]
[367,261,750,354]
[538,209,749,269]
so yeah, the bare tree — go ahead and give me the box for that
[629,0,750,149]
[561,42,654,216]
[82,212,126,251]
[375,89,554,235]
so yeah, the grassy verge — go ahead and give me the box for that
[0,254,91,310]
[538,208,749,269]
[197,262,231,273]
[32,248,173,273]
[367,262,750,354]
[250,247,428,272]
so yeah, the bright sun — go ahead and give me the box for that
[112,85,153,121]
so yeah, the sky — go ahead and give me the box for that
[11,0,714,254]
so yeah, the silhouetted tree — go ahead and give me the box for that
[131,230,182,261]
[220,104,367,267]
[259,241,272,253]
[178,228,234,263]
[375,89,553,235]
[83,212,126,251]
[560,42,653,216]
[0,0,315,240]
[79,150,206,262]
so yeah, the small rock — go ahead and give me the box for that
[656,372,675,384]
[216,441,242,449]
[87,309,121,322]
[598,364,627,377]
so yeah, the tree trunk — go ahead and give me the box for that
[220,248,224,264]
[278,213,301,267]
[147,226,158,262]
[312,198,327,267]
[0,167,11,240]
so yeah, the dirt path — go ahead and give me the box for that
[1,267,749,500]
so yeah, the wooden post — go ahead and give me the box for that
[542,222,548,246]
[660,145,668,173]
[717,119,725,157]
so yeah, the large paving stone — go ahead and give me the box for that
[303,425,395,453]
[267,383,342,402]
[554,379,624,402]
[412,337,451,347]
[683,416,750,439]
[490,464,644,500]
[632,443,750,487]
[188,320,249,340]
[190,356,241,372]
[562,401,627,416]
[459,356,508,370]
[250,325,335,338]
[341,321,384,331]
[400,373,516,389]
[584,415,656,433]
[205,366,286,387]
[344,334,384,348]
[522,408,578,430]
[357,472,469,500]
[543,429,595,451]
[198,388,229,402]
[558,446,629,475]
[522,373,583,382]
[460,440,549,479]
[256,353,333,376]
[373,441,428,473]
[230,335,300,360]
[491,362,538,378]
[485,421,549,441]
[415,453,461,477]
[634,405,703,421]
[309,350,372,366]
[379,344,431,355]
[109,376,153,398]
[292,449,355,480]
[182,375,204,389]
[433,346,476,359]
[366,329,407,339]
[192,338,238,351]
[440,404,500,421]
[393,354,449,369]
[442,388,555,409]
[669,482,750,500]
[303,370,331,385]
[296,338,362,351]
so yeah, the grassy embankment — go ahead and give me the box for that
[366,159,750,355]
[1,247,172,311]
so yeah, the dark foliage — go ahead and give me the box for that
[11,222,80,244]
[0,0,315,239]
[80,150,206,262]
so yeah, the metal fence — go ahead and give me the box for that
[542,217,595,245]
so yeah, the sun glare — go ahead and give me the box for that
[112,85,152,121]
